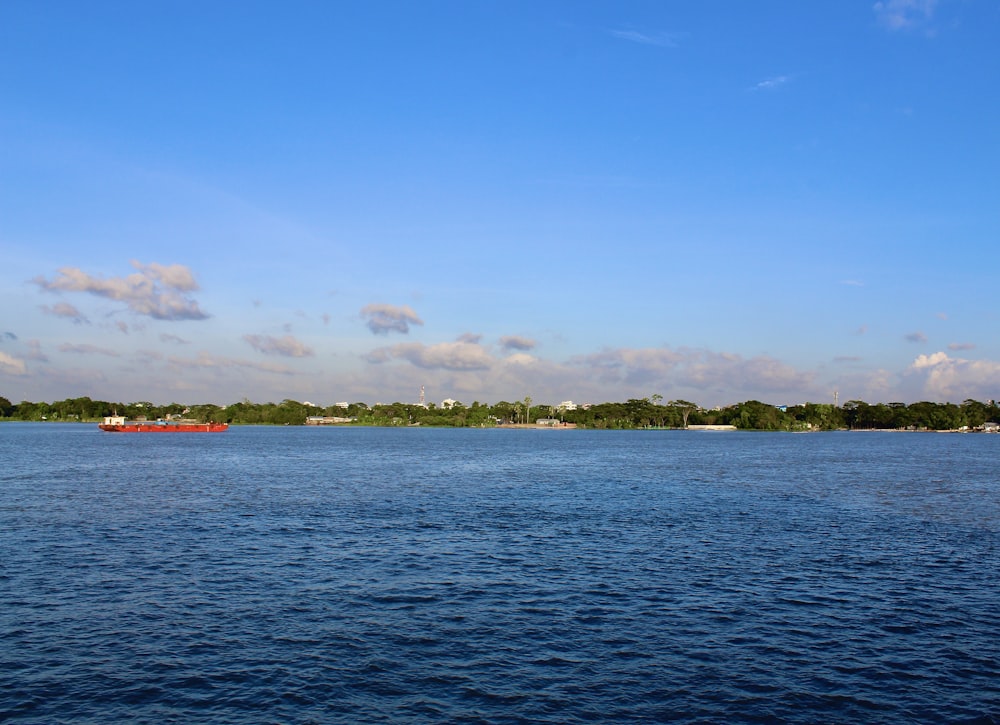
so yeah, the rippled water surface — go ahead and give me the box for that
[2,424,999,723]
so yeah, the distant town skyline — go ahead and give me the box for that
[2,1,998,407]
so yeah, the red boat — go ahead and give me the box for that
[99,416,229,432]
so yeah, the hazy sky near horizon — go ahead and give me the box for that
[2,1,998,407]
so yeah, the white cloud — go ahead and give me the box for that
[40,302,89,324]
[948,342,975,351]
[360,303,424,335]
[905,331,928,343]
[362,340,821,406]
[874,0,938,30]
[908,351,1000,400]
[911,351,949,369]
[33,260,208,321]
[504,352,538,366]
[167,352,294,375]
[243,334,315,358]
[499,335,536,352]
[137,261,199,291]
[833,368,896,403]
[58,343,120,357]
[609,29,682,47]
[679,351,815,394]
[24,340,48,362]
[0,351,27,375]
[366,340,494,371]
[575,347,684,385]
[751,75,791,92]
[574,346,815,398]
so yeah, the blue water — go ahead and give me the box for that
[1,424,998,723]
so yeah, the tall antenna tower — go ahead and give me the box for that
[419,385,425,406]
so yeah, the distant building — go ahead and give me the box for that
[557,401,577,411]
[305,416,355,425]
[442,398,458,409]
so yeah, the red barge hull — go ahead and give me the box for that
[99,422,229,432]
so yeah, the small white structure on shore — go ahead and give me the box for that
[305,416,355,425]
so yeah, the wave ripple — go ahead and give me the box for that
[1,426,999,723]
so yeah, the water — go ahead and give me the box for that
[1,424,998,723]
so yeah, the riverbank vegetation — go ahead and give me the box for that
[3,395,1000,431]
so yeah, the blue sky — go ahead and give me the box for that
[2,0,998,407]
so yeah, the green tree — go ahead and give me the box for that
[725,400,791,430]
[650,393,664,427]
[961,399,989,428]
[270,399,309,425]
[787,402,845,430]
[15,400,53,421]
[187,404,224,422]
[669,400,699,429]
[623,398,655,428]
[466,402,494,427]
[490,401,514,424]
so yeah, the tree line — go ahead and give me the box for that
[3,394,999,431]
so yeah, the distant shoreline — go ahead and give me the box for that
[3,420,998,434]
